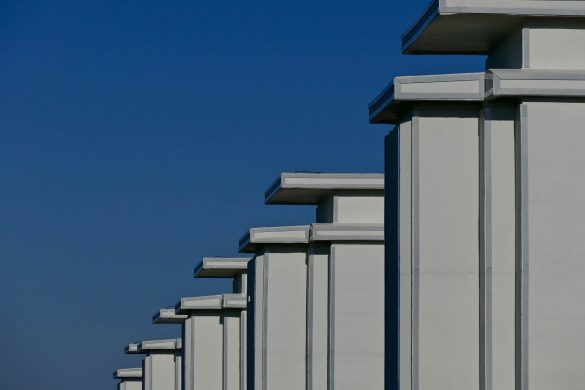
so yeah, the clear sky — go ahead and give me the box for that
[0,1,484,389]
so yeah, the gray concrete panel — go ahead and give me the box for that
[398,118,413,390]
[329,243,384,390]
[520,101,585,390]
[414,112,480,390]
[481,105,517,390]
[306,245,329,390]
[224,310,241,390]
[183,313,224,390]
[143,354,177,390]
[262,247,307,390]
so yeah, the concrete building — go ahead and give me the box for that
[125,339,182,390]
[175,257,248,390]
[370,2,585,390]
[113,368,142,390]
[243,172,384,390]
[194,257,249,390]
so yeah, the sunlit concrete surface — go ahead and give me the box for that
[194,256,249,390]
[372,3,585,390]
[266,172,385,390]
[113,368,142,390]
[125,339,181,390]
[243,172,384,390]
[176,256,249,390]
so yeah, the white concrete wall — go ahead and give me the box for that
[306,244,329,390]
[143,354,176,390]
[487,20,585,70]
[329,243,384,390]
[414,112,480,390]
[524,21,585,70]
[399,117,413,390]
[520,101,585,390]
[263,247,307,390]
[224,309,241,390]
[174,354,182,390]
[118,381,141,390]
[183,313,224,390]
[334,194,384,224]
[481,105,516,390]
[240,310,247,390]
[316,193,383,224]
[248,254,264,390]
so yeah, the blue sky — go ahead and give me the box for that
[0,1,484,389]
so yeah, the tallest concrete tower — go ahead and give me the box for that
[370,2,585,390]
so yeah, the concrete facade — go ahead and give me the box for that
[113,368,142,390]
[243,172,384,390]
[175,257,249,390]
[125,339,182,390]
[194,257,249,390]
[371,2,585,390]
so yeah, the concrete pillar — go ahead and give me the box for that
[113,368,142,390]
[193,257,249,390]
[175,292,247,390]
[125,339,182,390]
[370,2,585,390]
[240,226,310,390]
[151,309,187,390]
[264,172,385,390]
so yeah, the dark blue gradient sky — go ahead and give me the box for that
[0,1,483,389]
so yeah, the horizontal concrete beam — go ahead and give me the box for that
[113,368,142,379]
[194,257,250,278]
[239,226,310,253]
[265,172,383,205]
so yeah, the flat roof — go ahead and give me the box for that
[403,0,585,54]
[152,308,188,324]
[175,294,223,314]
[113,368,142,380]
[369,73,486,124]
[239,226,310,253]
[194,257,250,278]
[265,172,383,205]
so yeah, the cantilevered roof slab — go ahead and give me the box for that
[265,172,383,205]
[193,257,249,278]
[113,368,143,379]
[403,0,585,54]
[175,294,223,314]
[369,72,485,124]
[238,225,310,253]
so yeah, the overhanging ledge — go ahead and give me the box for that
[369,72,485,124]
[403,0,585,54]
[265,172,383,205]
